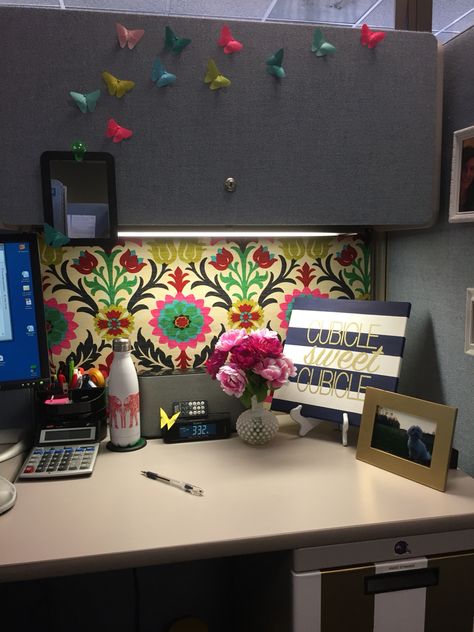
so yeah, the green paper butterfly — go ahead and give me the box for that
[311,28,336,56]
[165,26,191,53]
[266,48,285,78]
[43,223,70,248]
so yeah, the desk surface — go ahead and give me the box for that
[1,418,474,582]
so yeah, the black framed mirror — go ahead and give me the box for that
[40,151,118,245]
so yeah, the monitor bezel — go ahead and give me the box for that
[0,232,50,390]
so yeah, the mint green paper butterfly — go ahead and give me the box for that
[43,223,70,248]
[311,28,336,56]
[69,89,101,113]
[266,49,285,78]
[165,26,191,53]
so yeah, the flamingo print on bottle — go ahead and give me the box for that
[107,338,141,447]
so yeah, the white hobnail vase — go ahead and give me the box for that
[236,395,279,446]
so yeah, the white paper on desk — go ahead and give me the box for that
[67,214,96,238]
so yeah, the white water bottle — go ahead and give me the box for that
[107,338,141,447]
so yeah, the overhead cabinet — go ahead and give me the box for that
[2,8,441,228]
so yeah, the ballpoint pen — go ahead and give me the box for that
[140,471,204,496]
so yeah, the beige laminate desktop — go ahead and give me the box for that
[1,418,473,631]
[1,417,473,581]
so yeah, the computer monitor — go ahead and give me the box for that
[0,233,49,390]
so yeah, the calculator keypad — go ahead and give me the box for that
[19,445,99,479]
[173,400,208,419]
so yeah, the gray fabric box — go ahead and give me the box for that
[138,368,245,438]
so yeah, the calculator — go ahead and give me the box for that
[18,444,99,479]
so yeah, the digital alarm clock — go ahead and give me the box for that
[162,413,232,444]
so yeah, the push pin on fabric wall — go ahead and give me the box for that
[71,139,87,162]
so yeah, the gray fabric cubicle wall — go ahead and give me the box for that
[3,7,440,228]
[386,27,474,476]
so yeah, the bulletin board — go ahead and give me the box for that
[2,7,441,229]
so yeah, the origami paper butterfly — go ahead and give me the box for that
[311,28,336,56]
[106,118,133,143]
[116,22,145,49]
[160,408,180,430]
[151,57,176,87]
[266,49,285,78]
[101,71,135,98]
[43,223,70,248]
[69,89,101,113]
[165,26,191,53]
[204,59,231,90]
[217,25,243,54]
[360,23,385,48]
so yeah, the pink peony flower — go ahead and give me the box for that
[216,364,247,398]
[206,328,295,403]
[205,349,228,379]
[248,328,283,358]
[230,337,260,369]
[215,328,247,352]
[254,356,297,390]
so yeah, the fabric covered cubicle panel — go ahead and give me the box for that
[40,234,371,375]
[3,7,440,228]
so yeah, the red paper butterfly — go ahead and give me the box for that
[217,25,243,54]
[360,23,385,49]
[116,23,145,50]
[106,118,133,143]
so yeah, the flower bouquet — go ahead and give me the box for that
[205,328,296,406]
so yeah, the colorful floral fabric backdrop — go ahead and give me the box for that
[40,235,371,376]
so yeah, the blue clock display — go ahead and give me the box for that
[179,423,217,439]
[162,414,231,443]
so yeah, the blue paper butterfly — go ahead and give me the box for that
[151,58,176,87]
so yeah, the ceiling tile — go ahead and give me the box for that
[268,0,382,25]
[169,0,270,20]
[435,31,460,44]
[444,9,474,34]
[64,0,169,13]
[0,0,59,5]
[432,0,474,32]
[362,0,394,28]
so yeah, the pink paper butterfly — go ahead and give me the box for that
[116,22,145,49]
[217,25,243,54]
[106,118,133,143]
[360,23,385,49]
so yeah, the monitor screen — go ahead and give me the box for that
[0,234,49,390]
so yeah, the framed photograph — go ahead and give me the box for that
[449,125,474,223]
[356,387,457,492]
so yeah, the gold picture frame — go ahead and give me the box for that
[356,387,457,492]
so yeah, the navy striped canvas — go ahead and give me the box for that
[272,297,411,426]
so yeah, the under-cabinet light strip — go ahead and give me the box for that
[117,230,349,238]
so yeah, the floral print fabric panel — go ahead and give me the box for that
[40,235,371,374]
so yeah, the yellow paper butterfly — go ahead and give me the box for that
[160,407,180,430]
[101,71,135,98]
[204,59,231,90]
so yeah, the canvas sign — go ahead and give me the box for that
[271,297,411,426]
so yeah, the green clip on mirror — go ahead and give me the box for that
[40,151,118,245]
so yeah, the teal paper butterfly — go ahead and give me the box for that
[151,57,176,87]
[165,26,191,53]
[69,89,101,113]
[266,49,285,78]
[311,28,336,56]
[43,223,70,248]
